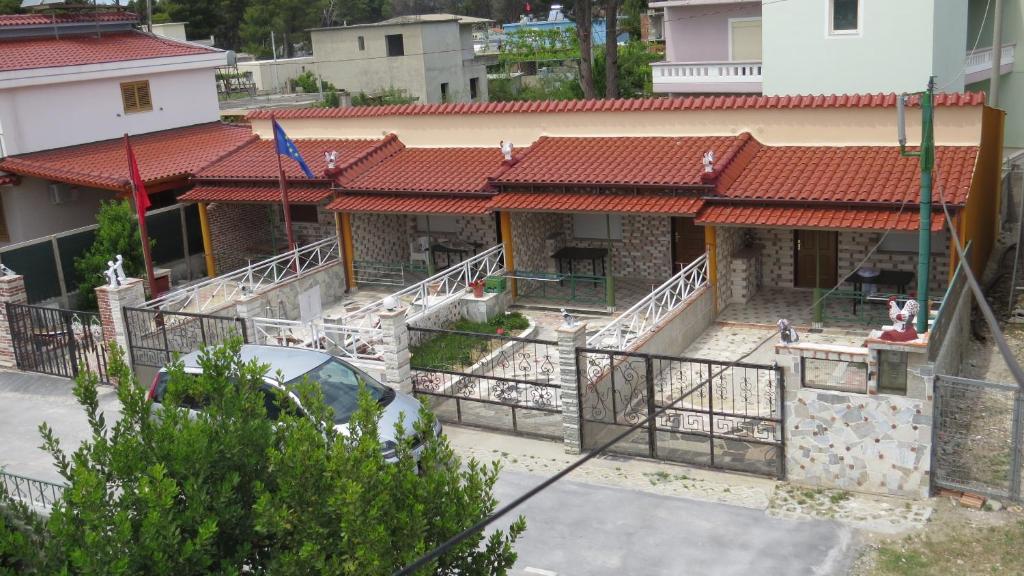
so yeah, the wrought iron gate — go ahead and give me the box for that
[933,374,1023,501]
[409,326,562,440]
[6,302,109,382]
[122,306,248,370]
[576,348,785,479]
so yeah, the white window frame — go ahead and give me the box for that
[827,0,861,37]
[727,17,762,62]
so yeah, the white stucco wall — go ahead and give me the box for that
[0,178,118,245]
[762,0,966,96]
[236,56,315,93]
[0,67,222,155]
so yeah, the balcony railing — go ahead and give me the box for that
[652,60,762,93]
[965,43,1016,84]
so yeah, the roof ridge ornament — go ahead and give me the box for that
[702,150,715,174]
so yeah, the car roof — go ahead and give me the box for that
[173,344,332,381]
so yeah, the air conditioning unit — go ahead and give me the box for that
[48,182,76,205]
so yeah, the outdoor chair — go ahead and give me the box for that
[410,236,431,269]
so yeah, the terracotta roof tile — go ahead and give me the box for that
[341,147,510,194]
[0,31,218,72]
[326,194,491,215]
[179,184,330,204]
[196,136,396,181]
[719,146,978,205]
[490,192,703,215]
[0,122,254,191]
[696,205,946,232]
[0,174,16,186]
[248,92,985,120]
[497,135,747,188]
[0,11,138,27]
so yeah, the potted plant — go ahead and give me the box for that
[469,279,485,298]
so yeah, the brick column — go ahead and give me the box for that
[557,320,587,454]
[0,274,27,368]
[95,278,145,354]
[379,306,411,394]
[235,294,267,343]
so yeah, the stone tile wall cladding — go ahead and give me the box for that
[714,225,744,307]
[207,203,272,273]
[510,213,672,282]
[351,214,497,265]
[269,204,336,247]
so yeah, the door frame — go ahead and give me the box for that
[792,230,839,289]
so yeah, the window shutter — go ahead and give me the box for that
[136,82,152,110]
[120,81,153,113]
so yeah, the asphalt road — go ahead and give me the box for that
[0,371,857,575]
[495,470,856,576]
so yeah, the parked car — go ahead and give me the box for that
[147,344,439,463]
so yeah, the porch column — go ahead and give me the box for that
[379,306,411,394]
[499,211,517,299]
[336,212,357,291]
[557,319,587,454]
[197,202,217,277]
[95,278,145,357]
[705,225,718,313]
[0,274,27,369]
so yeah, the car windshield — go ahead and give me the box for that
[285,357,391,425]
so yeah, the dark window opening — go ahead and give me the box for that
[831,0,859,33]
[385,34,405,56]
[470,77,479,100]
[283,204,320,223]
[357,36,365,51]
[440,82,449,102]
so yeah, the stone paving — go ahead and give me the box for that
[717,287,888,331]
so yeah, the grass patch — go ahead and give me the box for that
[866,521,1024,576]
[829,491,851,505]
[410,312,530,370]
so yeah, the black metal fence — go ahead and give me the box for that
[6,302,109,382]
[577,348,785,479]
[0,470,65,511]
[933,374,1023,501]
[408,326,562,440]
[800,357,869,394]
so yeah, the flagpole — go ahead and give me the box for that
[271,114,296,253]
[124,133,157,295]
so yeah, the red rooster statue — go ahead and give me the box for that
[879,296,920,342]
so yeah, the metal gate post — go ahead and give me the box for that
[707,361,715,469]
[930,376,942,497]
[1011,387,1024,501]
[62,310,79,377]
[645,356,657,458]
[776,365,786,480]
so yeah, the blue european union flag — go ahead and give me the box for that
[273,119,316,179]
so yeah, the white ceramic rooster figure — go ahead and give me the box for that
[880,296,920,342]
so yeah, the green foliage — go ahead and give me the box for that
[489,74,584,102]
[7,340,523,573]
[351,87,419,106]
[0,486,46,575]
[410,312,531,369]
[289,70,335,93]
[320,90,341,108]
[240,0,324,58]
[499,27,580,65]
[73,200,149,310]
[594,41,658,98]
[0,0,22,14]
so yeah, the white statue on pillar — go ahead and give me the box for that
[114,254,127,283]
[104,261,120,288]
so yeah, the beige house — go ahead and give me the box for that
[309,14,492,104]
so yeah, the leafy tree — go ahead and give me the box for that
[573,0,596,98]
[0,486,46,575]
[240,0,324,58]
[594,40,656,98]
[3,340,524,573]
[602,0,620,98]
[73,200,149,310]
[0,0,22,15]
[161,0,223,43]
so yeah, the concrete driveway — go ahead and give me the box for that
[497,469,856,576]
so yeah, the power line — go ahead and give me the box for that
[393,186,917,575]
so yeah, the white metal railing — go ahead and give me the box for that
[965,43,1016,80]
[346,244,505,330]
[250,316,384,362]
[142,237,341,313]
[651,60,763,88]
[587,252,709,350]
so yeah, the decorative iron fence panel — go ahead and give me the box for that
[6,302,109,382]
[409,326,561,440]
[933,375,1023,501]
[1,470,66,511]
[577,348,784,479]
[122,306,248,371]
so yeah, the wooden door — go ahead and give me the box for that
[672,217,706,273]
[794,230,838,289]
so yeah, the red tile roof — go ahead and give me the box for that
[179,184,331,204]
[496,135,747,188]
[196,135,398,181]
[0,122,254,191]
[696,205,946,232]
[718,146,978,205]
[490,192,703,215]
[249,93,985,120]
[0,31,218,72]
[340,147,511,194]
[0,11,138,27]
[0,174,17,186]
[326,194,491,215]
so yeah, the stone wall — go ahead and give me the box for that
[352,213,409,263]
[839,230,950,296]
[752,228,793,290]
[207,203,270,273]
[256,261,346,321]
[269,204,336,247]
[715,225,744,307]
[406,215,497,252]
[510,212,563,273]
[562,214,671,281]
[629,286,714,357]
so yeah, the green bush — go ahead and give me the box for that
[289,70,334,94]
[73,200,150,310]
[351,87,418,106]
[410,312,531,370]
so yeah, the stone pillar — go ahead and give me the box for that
[557,320,587,454]
[380,307,411,393]
[0,274,27,368]
[234,294,267,343]
[95,278,145,354]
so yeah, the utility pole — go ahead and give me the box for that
[898,78,935,334]
[991,0,1004,106]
